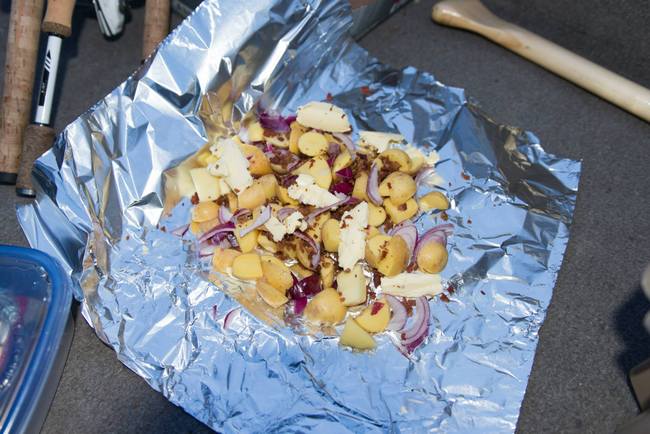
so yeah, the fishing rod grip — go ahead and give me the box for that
[42,0,76,37]
[16,124,55,197]
[142,0,170,59]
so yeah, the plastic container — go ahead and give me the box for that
[0,245,74,434]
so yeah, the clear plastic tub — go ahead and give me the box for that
[0,245,73,434]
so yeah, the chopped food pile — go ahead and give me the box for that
[177,100,454,354]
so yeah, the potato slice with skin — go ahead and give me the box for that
[256,279,289,308]
[197,218,219,234]
[236,219,259,253]
[258,233,278,253]
[247,121,264,142]
[190,167,221,202]
[261,256,293,293]
[320,256,336,289]
[265,132,290,148]
[290,263,313,279]
[296,101,351,133]
[365,234,409,276]
[240,143,272,175]
[367,203,386,227]
[232,253,263,280]
[293,157,332,190]
[418,191,449,211]
[337,264,367,306]
[256,174,278,200]
[277,185,299,205]
[355,300,391,333]
[192,201,219,222]
[352,171,369,202]
[298,131,329,157]
[365,226,380,239]
[376,149,411,172]
[212,248,241,273]
[379,172,417,205]
[332,149,352,174]
[289,121,308,154]
[339,318,376,350]
[321,219,341,252]
[307,211,330,245]
[304,288,347,325]
[238,183,267,210]
[384,197,419,224]
[416,241,448,273]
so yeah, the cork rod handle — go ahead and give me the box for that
[432,0,650,123]
[42,0,76,37]
[142,0,171,59]
[0,0,46,184]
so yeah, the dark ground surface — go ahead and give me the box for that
[1,0,650,432]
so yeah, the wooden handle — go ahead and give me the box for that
[16,124,55,197]
[0,0,46,183]
[432,0,650,123]
[142,0,170,59]
[42,0,76,37]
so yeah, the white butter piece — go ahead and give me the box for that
[264,211,308,242]
[296,101,351,133]
[208,137,253,194]
[288,174,340,207]
[264,216,287,242]
[358,131,405,153]
[189,167,220,202]
[380,272,442,298]
[285,211,308,233]
[338,201,368,271]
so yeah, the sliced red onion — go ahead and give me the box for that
[276,207,296,222]
[170,223,189,237]
[226,233,239,248]
[232,208,252,221]
[415,166,436,186]
[293,297,308,315]
[238,206,271,238]
[280,174,298,188]
[287,156,304,172]
[199,244,216,257]
[288,273,322,299]
[333,133,356,159]
[366,163,383,206]
[306,195,353,222]
[293,231,321,269]
[401,296,429,350]
[258,111,295,133]
[219,206,233,223]
[335,167,353,180]
[389,221,418,261]
[385,295,407,331]
[326,142,341,166]
[198,221,235,243]
[268,148,302,172]
[223,307,241,329]
[331,181,353,195]
[412,223,453,263]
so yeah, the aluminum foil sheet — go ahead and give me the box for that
[16,0,581,432]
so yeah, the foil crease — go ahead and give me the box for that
[17,0,581,432]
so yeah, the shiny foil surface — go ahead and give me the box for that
[17,0,581,432]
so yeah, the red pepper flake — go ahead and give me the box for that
[402,298,416,316]
[191,193,199,205]
[125,234,130,240]
[467,218,472,224]
[440,294,450,303]
[367,287,376,300]
[461,172,470,180]
[440,211,449,221]
[360,86,372,96]
[326,92,333,101]
[160,226,167,232]
[447,284,455,294]
[371,301,384,315]
[212,305,218,320]
[480,290,486,295]
[406,262,417,272]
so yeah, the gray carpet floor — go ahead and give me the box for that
[1,0,649,432]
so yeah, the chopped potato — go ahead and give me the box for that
[212,248,241,273]
[232,253,263,280]
[355,300,391,333]
[416,241,448,273]
[321,219,341,252]
[339,318,376,350]
[418,191,449,211]
[384,197,418,224]
[256,279,289,308]
[261,256,293,293]
[191,201,219,223]
[304,288,347,324]
[238,183,267,210]
[298,131,329,156]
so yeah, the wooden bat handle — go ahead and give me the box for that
[142,0,170,59]
[432,0,650,123]
[42,0,76,37]
[16,124,55,197]
[0,0,46,184]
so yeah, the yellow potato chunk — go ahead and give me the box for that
[247,121,264,142]
[190,167,221,202]
[212,248,241,273]
[377,149,411,172]
[379,172,416,205]
[276,185,299,205]
[320,257,336,289]
[304,288,347,325]
[256,279,289,308]
[384,197,418,224]
[365,226,380,239]
[339,318,376,350]
[352,171,369,202]
[236,219,259,253]
[232,253,263,280]
[332,149,352,174]
[257,233,278,253]
[256,174,278,200]
[290,263,313,279]
[298,131,329,157]
[417,241,448,273]
[293,157,332,190]
[289,121,308,154]
[191,201,219,223]
[365,235,409,276]
[307,212,330,245]
[418,191,449,211]
[336,264,367,306]
[367,203,387,227]
[240,143,272,176]
[355,300,391,333]
[321,219,341,252]
[237,183,267,210]
[261,256,293,293]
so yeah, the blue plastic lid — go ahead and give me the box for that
[0,245,72,434]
